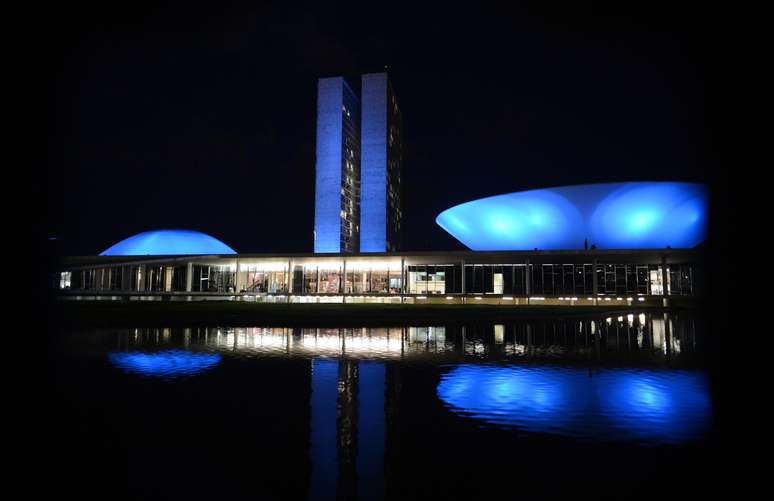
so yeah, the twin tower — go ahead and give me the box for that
[313,73,403,254]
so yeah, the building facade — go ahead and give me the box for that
[314,77,361,253]
[57,76,705,307]
[56,249,699,306]
[361,73,403,252]
[314,72,402,254]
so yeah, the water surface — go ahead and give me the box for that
[49,312,716,500]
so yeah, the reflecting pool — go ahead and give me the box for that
[49,312,717,500]
[437,365,711,444]
[108,350,222,379]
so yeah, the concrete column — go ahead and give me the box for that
[592,258,598,306]
[288,259,292,303]
[525,258,530,305]
[461,258,466,300]
[164,266,173,292]
[400,257,405,294]
[185,263,193,292]
[342,258,347,303]
[138,265,146,292]
[235,257,241,294]
[661,255,669,307]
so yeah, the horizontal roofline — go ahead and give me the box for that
[60,248,702,268]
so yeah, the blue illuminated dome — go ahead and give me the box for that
[436,182,708,250]
[100,229,237,256]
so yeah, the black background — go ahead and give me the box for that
[37,1,724,256]
[30,1,736,498]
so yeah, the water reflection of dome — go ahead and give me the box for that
[108,350,222,378]
[100,229,236,256]
[436,365,711,444]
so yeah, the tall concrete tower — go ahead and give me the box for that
[360,73,403,253]
[313,73,402,254]
[313,77,361,253]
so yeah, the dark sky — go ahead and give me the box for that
[41,1,723,256]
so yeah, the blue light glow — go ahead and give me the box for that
[357,362,386,497]
[310,359,338,496]
[314,78,346,253]
[437,365,712,444]
[108,350,221,378]
[590,183,708,249]
[436,182,708,250]
[100,229,236,256]
[360,73,389,252]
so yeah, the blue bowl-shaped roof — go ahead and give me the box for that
[436,182,708,250]
[100,229,237,256]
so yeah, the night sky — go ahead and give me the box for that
[40,1,724,256]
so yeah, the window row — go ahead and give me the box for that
[59,263,695,296]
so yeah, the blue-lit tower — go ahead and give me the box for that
[314,77,361,253]
[361,73,403,252]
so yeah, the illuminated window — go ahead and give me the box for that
[60,271,71,289]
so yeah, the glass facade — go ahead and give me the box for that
[59,254,697,300]
[191,265,235,293]
[291,265,403,294]
[463,264,527,295]
[59,271,71,289]
[408,265,458,294]
[238,264,287,294]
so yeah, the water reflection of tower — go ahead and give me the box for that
[310,353,386,501]
[384,363,401,501]
[337,359,358,501]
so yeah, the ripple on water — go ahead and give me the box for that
[108,350,222,379]
[437,364,712,445]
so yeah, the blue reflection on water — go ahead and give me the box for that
[310,359,338,500]
[358,362,385,500]
[437,365,712,444]
[108,350,221,378]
